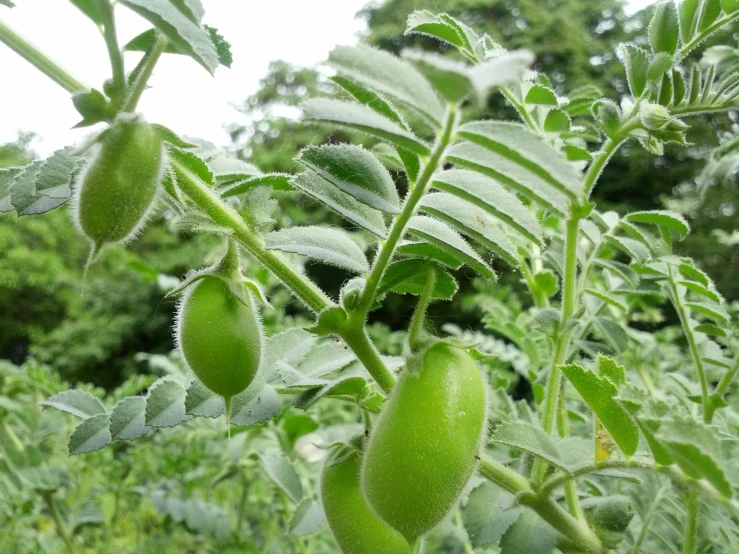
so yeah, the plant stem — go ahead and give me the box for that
[521,260,549,308]
[340,324,396,394]
[42,492,77,554]
[523,496,602,553]
[666,266,710,422]
[631,482,669,554]
[0,420,24,452]
[173,159,333,314]
[678,12,739,60]
[535,216,580,480]
[683,492,699,554]
[454,509,475,554]
[123,34,167,112]
[407,266,436,350]
[357,104,457,315]
[0,18,87,93]
[478,455,531,494]
[706,356,739,423]
[557,380,586,523]
[502,86,539,131]
[97,0,125,101]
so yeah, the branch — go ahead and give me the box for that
[0,18,87,93]
[123,34,167,112]
[98,0,125,101]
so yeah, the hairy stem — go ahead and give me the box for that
[173,159,333,314]
[42,492,77,554]
[123,34,167,112]
[678,12,739,60]
[357,104,457,315]
[97,0,125,101]
[706,357,739,423]
[631,482,669,554]
[666,266,710,422]
[407,266,436,350]
[340,324,396,394]
[0,18,87,93]
[683,492,699,554]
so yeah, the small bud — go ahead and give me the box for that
[639,103,672,130]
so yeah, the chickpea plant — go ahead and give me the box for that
[2,1,739,552]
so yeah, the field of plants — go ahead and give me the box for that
[1,0,739,553]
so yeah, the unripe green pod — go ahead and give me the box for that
[587,495,635,549]
[361,342,487,541]
[73,114,164,257]
[176,275,262,404]
[321,447,410,554]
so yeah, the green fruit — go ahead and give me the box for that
[588,495,635,549]
[361,342,486,541]
[177,275,262,402]
[74,115,164,255]
[321,448,410,554]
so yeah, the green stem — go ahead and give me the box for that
[678,12,739,60]
[478,455,531,494]
[523,496,603,553]
[502,86,539,131]
[172,159,334,314]
[454,509,475,554]
[683,492,699,554]
[667,266,710,422]
[0,420,24,452]
[631,482,669,554]
[521,260,549,308]
[42,492,77,554]
[357,104,457,315]
[407,266,436,350]
[557,381,586,523]
[123,34,167,112]
[97,0,125,101]
[0,19,87,93]
[706,356,739,422]
[340,325,396,394]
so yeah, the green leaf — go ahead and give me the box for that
[678,261,710,286]
[678,0,701,43]
[593,99,622,139]
[594,259,639,287]
[625,210,690,238]
[544,109,571,133]
[298,144,399,214]
[598,354,626,387]
[123,26,233,69]
[328,44,444,127]
[491,421,571,472]
[120,0,220,74]
[447,143,569,217]
[289,499,326,536]
[258,453,303,502]
[658,418,732,497]
[525,85,558,105]
[685,301,730,324]
[432,169,542,245]
[458,121,582,200]
[679,280,722,303]
[402,50,474,103]
[468,50,535,98]
[184,380,225,418]
[378,260,458,300]
[620,44,650,97]
[265,226,369,273]
[0,167,22,213]
[109,396,148,441]
[604,235,652,263]
[699,0,723,32]
[722,0,739,13]
[169,147,213,184]
[301,98,430,156]
[694,323,727,337]
[41,390,106,419]
[462,482,521,547]
[500,511,558,554]
[419,193,520,267]
[650,2,680,55]
[407,215,495,279]
[10,150,78,216]
[584,288,629,312]
[396,241,463,269]
[290,171,387,237]
[330,75,406,127]
[68,0,102,23]
[145,379,189,428]
[230,384,282,427]
[561,364,640,456]
[221,173,292,196]
[405,10,478,58]
[72,89,113,127]
[68,414,111,455]
[594,316,630,352]
[292,376,367,410]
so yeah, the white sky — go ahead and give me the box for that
[0,0,654,156]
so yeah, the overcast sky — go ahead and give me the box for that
[0,0,655,155]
